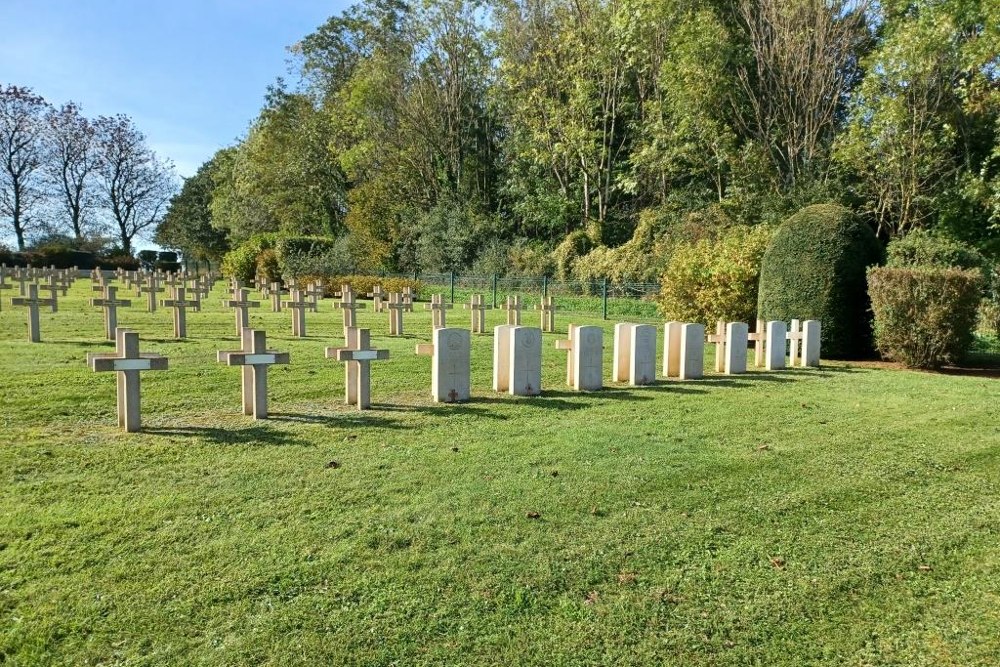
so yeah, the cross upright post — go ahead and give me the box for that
[747,318,767,368]
[786,319,802,367]
[284,289,311,337]
[269,281,287,312]
[706,320,727,373]
[139,274,164,312]
[367,285,386,313]
[10,283,55,342]
[224,287,261,337]
[87,328,168,432]
[217,328,290,419]
[327,327,390,409]
[501,295,522,326]
[307,280,327,309]
[535,296,557,333]
[464,293,492,334]
[91,285,133,340]
[425,293,453,329]
[162,286,201,338]
[401,286,415,311]
[38,275,59,313]
[334,287,367,338]
[386,292,407,336]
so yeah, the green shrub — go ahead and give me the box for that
[277,236,353,280]
[220,233,281,282]
[868,267,983,369]
[552,231,594,280]
[978,264,1000,335]
[757,203,883,359]
[574,205,732,287]
[658,225,772,325]
[886,229,984,271]
[507,240,554,277]
[255,249,281,283]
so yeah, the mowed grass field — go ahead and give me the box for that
[1,277,998,666]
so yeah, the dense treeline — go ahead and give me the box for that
[0,85,176,256]
[156,0,998,277]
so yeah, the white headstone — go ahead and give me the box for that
[417,327,471,402]
[663,321,683,378]
[508,326,542,396]
[802,320,821,367]
[679,323,704,380]
[573,325,604,391]
[493,324,514,392]
[629,324,657,386]
[724,322,749,375]
[766,320,787,370]
[612,322,633,383]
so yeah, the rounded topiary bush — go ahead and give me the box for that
[868,267,982,369]
[757,204,883,359]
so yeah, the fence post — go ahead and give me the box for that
[492,274,498,308]
[450,271,456,304]
[602,277,608,320]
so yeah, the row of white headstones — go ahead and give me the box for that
[3,267,820,433]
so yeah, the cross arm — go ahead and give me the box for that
[335,349,390,362]
[89,353,168,372]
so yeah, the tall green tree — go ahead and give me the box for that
[156,149,232,262]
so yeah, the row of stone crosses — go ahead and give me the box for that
[2,265,820,433]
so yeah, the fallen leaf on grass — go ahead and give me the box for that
[343,434,357,442]
[584,591,599,605]
[526,511,541,519]
[617,571,637,585]
[770,557,786,569]
[756,444,771,452]
[918,565,932,572]
[325,461,341,469]
[451,447,459,452]
[550,470,559,477]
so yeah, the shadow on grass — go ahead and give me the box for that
[267,411,411,430]
[144,424,313,447]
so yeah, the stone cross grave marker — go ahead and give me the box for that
[535,296,557,333]
[13,269,29,296]
[334,286,367,337]
[10,283,55,342]
[284,289,312,338]
[415,327,471,402]
[91,285,133,340]
[678,323,705,380]
[387,292,407,336]
[162,286,200,339]
[269,282,287,312]
[724,322,749,375]
[139,274,164,312]
[0,271,12,312]
[217,328,290,419]
[747,319,767,368]
[786,319,803,367]
[425,294,453,329]
[555,324,603,391]
[801,320,821,367]
[327,327,389,410]
[464,294,491,334]
[367,285,386,313]
[402,286,415,310]
[765,320,787,370]
[224,288,261,337]
[501,295,522,326]
[706,320,728,373]
[38,275,59,312]
[307,280,327,309]
[87,328,168,432]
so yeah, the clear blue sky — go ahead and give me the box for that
[2,0,349,178]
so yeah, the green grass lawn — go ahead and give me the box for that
[1,279,998,666]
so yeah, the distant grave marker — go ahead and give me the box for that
[91,285,133,340]
[10,284,55,342]
[327,327,389,410]
[555,324,603,391]
[464,294,491,334]
[162,286,200,339]
[425,294,453,329]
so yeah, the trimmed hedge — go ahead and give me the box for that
[868,267,982,369]
[886,229,984,271]
[757,204,883,359]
